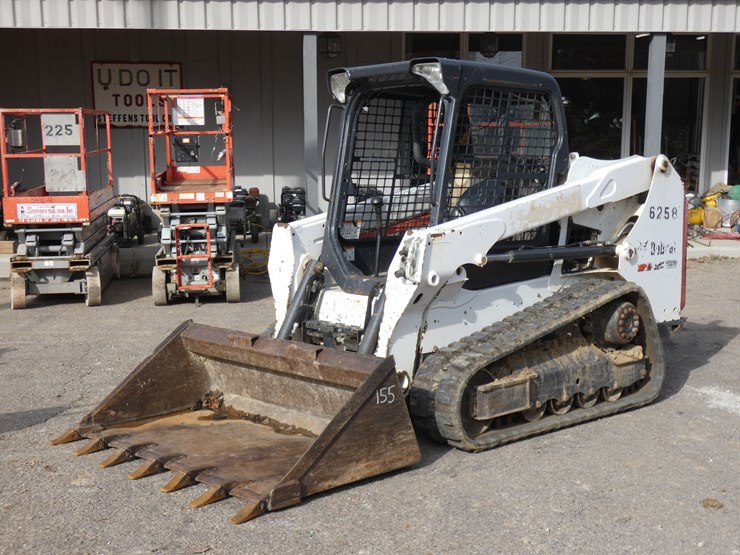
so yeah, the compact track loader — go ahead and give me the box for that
[54,59,686,523]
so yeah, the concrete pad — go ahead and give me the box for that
[117,234,159,277]
[0,253,9,278]
[686,228,740,259]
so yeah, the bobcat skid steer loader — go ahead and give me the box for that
[53,59,685,524]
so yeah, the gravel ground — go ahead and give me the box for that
[0,258,738,555]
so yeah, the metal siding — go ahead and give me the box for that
[389,1,414,32]
[0,0,739,32]
[687,3,712,33]
[590,3,616,32]
[637,3,665,32]
[125,0,152,28]
[463,2,488,32]
[14,0,42,27]
[311,3,337,30]
[69,0,99,28]
[259,1,285,31]
[489,2,514,32]
[337,1,360,31]
[710,3,735,33]
[165,0,184,28]
[96,0,125,28]
[42,1,71,27]
[515,2,540,33]
[613,2,638,31]
[233,2,260,29]
[561,2,576,32]
[178,1,205,29]
[662,3,688,34]
[206,0,234,30]
[286,0,311,30]
[439,1,465,31]
[413,1,439,31]
[0,2,13,26]
[363,2,388,31]
[540,4,565,33]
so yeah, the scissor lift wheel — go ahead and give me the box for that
[225,264,241,303]
[152,266,168,306]
[85,266,102,307]
[10,272,27,310]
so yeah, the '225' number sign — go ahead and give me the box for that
[44,124,74,137]
[648,206,678,220]
[40,114,80,146]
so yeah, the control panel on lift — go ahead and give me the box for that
[174,135,199,162]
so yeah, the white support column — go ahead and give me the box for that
[303,33,320,216]
[644,33,666,157]
[701,34,734,194]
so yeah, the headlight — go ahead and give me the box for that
[330,71,352,104]
[411,62,449,95]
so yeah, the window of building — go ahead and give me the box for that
[559,78,624,160]
[729,79,740,184]
[552,34,626,70]
[631,78,705,191]
[549,33,708,188]
[467,34,523,67]
[405,33,460,59]
[634,34,707,71]
[730,37,740,184]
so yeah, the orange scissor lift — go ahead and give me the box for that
[0,108,118,309]
[147,88,244,305]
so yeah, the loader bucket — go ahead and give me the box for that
[52,321,421,523]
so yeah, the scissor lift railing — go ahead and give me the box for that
[147,88,234,206]
[1,108,114,225]
[0,108,118,308]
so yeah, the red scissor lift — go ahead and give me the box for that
[0,108,118,309]
[148,88,245,304]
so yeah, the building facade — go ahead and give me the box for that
[1,0,739,217]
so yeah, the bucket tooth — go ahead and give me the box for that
[128,459,163,480]
[161,471,194,493]
[189,485,228,508]
[98,449,134,469]
[230,499,266,525]
[49,428,82,445]
[73,438,107,457]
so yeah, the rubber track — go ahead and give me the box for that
[409,279,665,452]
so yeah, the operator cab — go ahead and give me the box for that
[322,58,569,293]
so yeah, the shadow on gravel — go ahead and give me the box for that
[657,319,740,402]
[0,406,67,434]
[103,275,273,305]
[102,277,152,305]
[0,346,15,366]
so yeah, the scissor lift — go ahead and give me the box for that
[1,108,118,309]
[147,88,244,305]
